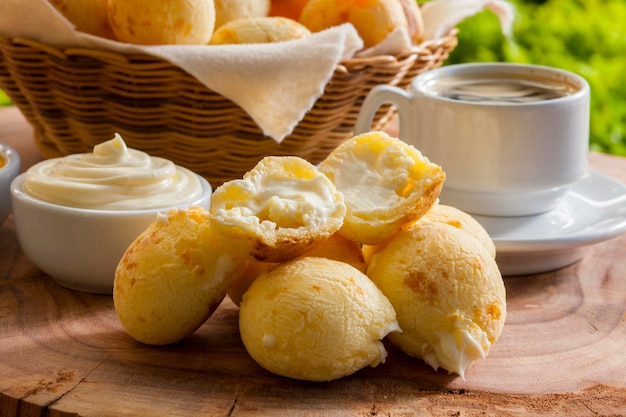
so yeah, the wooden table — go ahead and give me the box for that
[1,106,625,416]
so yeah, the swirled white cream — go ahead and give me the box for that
[24,134,203,210]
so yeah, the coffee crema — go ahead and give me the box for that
[423,74,578,104]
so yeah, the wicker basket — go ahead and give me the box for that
[0,31,457,186]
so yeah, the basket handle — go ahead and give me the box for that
[354,85,417,146]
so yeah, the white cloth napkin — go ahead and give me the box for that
[0,0,514,143]
[421,0,515,40]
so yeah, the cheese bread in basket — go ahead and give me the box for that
[0,0,512,186]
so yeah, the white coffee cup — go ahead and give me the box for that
[355,63,590,217]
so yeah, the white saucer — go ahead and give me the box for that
[471,170,626,276]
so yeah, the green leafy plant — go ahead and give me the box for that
[442,0,626,156]
[0,89,10,107]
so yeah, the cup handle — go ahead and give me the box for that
[354,85,414,142]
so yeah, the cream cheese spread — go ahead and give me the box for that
[420,324,489,380]
[213,168,345,231]
[24,134,203,210]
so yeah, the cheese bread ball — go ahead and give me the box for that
[114,206,249,345]
[421,204,496,259]
[214,0,271,29]
[227,259,275,307]
[227,232,366,306]
[239,257,400,381]
[299,0,409,48]
[302,231,366,273]
[108,0,216,45]
[366,221,506,379]
[210,16,311,44]
[319,131,444,246]
[210,156,346,263]
[362,203,495,264]
[269,0,309,20]
[49,0,115,39]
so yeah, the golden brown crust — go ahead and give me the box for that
[49,0,115,39]
[239,257,400,381]
[227,231,366,306]
[421,203,496,258]
[268,0,309,20]
[302,232,366,273]
[210,16,311,44]
[227,259,276,307]
[108,0,216,45]
[214,0,271,29]
[113,206,249,345]
[298,0,408,48]
[366,221,506,376]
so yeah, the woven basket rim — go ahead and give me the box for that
[0,28,459,69]
[0,29,459,186]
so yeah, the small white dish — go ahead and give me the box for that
[11,174,212,294]
[0,143,21,226]
[472,170,626,276]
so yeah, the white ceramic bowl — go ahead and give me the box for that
[11,174,212,294]
[0,143,21,226]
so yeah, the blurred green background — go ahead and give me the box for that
[437,0,626,156]
[1,0,624,155]
[0,90,9,107]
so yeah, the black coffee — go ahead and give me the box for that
[425,74,577,104]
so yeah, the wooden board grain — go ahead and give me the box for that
[1,107,626,416]
[1,259,626,417]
